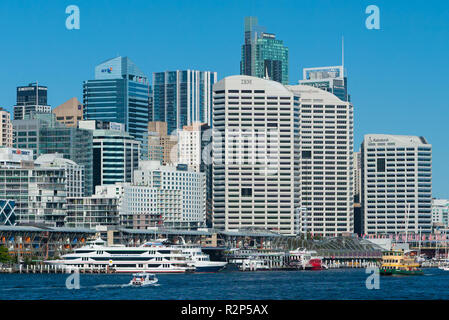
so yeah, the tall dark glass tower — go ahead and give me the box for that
[240,17,289,85]
[14,82,51,120]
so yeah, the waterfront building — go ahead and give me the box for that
[83,56,150,158]
[147,121,178,165]
[288,84,354,237]
[240,17,289,85]
[178,122,213,226]
[0,151,83,227]
[299,66,349,102]
[66,187,120,229]
[52,97,83,128]
[120,161,206,230]
[0,148,34,224]
[361,134,432,235]
[28,154,84,227]
[431,199,449,229]
[13,82,51,120]
[0,108,13,147]
[212,75,300,235]
[152,70,217,133]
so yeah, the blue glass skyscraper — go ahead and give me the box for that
[83,56,150,157]
[152,70,216,134]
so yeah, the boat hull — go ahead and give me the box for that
[379,268,424,276]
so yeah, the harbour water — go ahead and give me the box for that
[1,268,449,300]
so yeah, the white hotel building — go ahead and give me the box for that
[361,134,432,235]
[212,75,300,235]
[119,161,206,230]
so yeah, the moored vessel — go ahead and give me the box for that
[45,238,195,273]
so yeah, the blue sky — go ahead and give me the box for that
[0,0,448,197]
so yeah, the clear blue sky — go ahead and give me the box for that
[0,0,448,197]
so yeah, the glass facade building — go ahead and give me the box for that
[240,17,289,85]
[152,70,217,134]
[83,56,150,158]
[300,66,349,102]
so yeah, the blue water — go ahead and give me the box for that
[0,268,448,300]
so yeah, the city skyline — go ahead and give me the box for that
[0,0,448,199]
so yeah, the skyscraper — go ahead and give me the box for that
[288,84,354,237]
[212,75,300,235]
[240,17,289,85]
[83,56,150,158]
[78,120,139,192]
[13,82,51,120]
[361,134,432,235]
[299,66,349,102]
[152,70,217,134]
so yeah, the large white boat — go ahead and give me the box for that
[45,238,195,273]
[179,245,227,272]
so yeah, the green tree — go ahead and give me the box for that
[0,246,12,264]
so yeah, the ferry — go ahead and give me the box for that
[288,248,323,270]
[45,238,195,273]
[379,249,424,276]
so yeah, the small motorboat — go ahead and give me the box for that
[129,273,158,287]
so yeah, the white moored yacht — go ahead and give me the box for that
[45,238,195,273]
[178,245,227,272]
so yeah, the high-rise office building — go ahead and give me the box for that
[240,17,289,85]
[53,97,83,128]
[78,120,139,192]
[38,120,93,196]
[12,113,53,159]
[212,75,300,235]
[178,122,213,226]
[13,82,51,120]
[361,134,432,235]
[0,108,13,147]
[147,121,178,165]
[83,56,150,158]
[300,66,349,102]
[152,70,217,134]
[288,84,354,237]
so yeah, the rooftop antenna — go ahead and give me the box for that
[341,36,345,76]
[264,65,270,80]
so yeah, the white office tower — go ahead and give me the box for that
[361,134,432,235]
[288,85,354,237]
[354,151,362,202]
[123,161,206,230]
[212,75,300,235]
